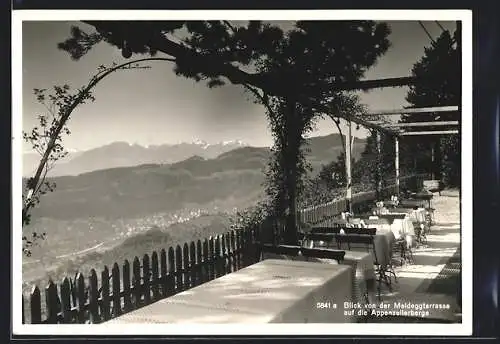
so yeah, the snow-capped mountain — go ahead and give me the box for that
[22,139,249,177]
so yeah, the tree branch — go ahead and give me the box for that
[222,20,237,34]
[22,57,177,226]
[243,83,276,118]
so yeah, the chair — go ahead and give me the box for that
[425,208,435,226]
[413,222,427,245]
[304,233,337,248]
[380,214,407,220]
[258,243,301,260]
[344,227,377,235]
[300,247,346,263]
[392,237,413,266]
[334,233,391,301]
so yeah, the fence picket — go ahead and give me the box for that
[88,270,100,324]
[202,239,209,283]
[30,285,42,324]
[59,277,72,323]
[167,247,175,296]
[221,234,228,276]
[214,236,222,278]
[235,231,242,269]
[196,240,203,286]
[45,280,59,324]
[160,249,168,297]
[183,243,190,289]
[208,237,215,280]
[244,230,251,267]
[175,245,183,292]
[151,251,160,301]
[225,233,232,274]
[76,273,86,323]
[122,260,132,312]
[142,254,151,305]
[230,230,237,272]
[189,242,196,289]
[101,266,111,321]
[111,263,121,317]
[22,296,25,324]
[132,257,141,308]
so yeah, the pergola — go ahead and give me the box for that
[341,104,460,212]
[83,20,461,214]
[332,20,462,212]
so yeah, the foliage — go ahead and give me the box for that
[353,131,397,194]
[303,130,398,206]
[401,28,460,186]
[22,61,163,256]
[22,84,95,256]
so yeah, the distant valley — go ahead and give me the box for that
[22,134,366,221]
[22,133,366,288]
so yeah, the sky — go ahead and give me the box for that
[21,20,456,152]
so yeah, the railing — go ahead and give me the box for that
[23,228,259,324]
[298,174,426,225]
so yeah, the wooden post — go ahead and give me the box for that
[376,131,382,199]
[345,120,353,213]
[395,136,400,195]
[431,145,435,180]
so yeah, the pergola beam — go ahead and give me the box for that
[349,116,397,135]
[333,76,417,91]
[345,121,353,213]
[400,130,459,136]
[365,106,459,116]
[395,137,400,195]
[385,121,459,128]
[319,106,398,136]
[85,22,433,97]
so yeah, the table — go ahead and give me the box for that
[358,217,411,238]
[106,259,354,324]
[400,198,429,209]
[263,249,376,305]
[388,208,427,229]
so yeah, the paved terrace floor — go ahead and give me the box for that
[370,189,462,323]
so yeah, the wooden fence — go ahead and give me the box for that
[23,228,259,324]
[22,174,425,324]
[298,174,426,225]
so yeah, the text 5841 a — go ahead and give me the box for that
[316,302,337,309]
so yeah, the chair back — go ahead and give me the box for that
[344,227,377,235]
[311,226,341,234]
[300,247,345,263]
[335,233,374,252]
[259,243,301,260]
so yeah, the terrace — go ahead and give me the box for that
[23,181,462,324]
[21,19,462,326]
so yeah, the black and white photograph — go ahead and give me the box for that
[12,10,472,336]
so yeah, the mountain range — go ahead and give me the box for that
[23,134,366,221]
[23,139,249,177]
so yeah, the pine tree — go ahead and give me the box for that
[401,28,460,186]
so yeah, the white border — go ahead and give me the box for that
[12,10,473,337]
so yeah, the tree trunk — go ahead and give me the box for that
[283,99,300,246]
[434,138,442,181]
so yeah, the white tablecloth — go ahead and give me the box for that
[106,259,354,324]
[263,249,376,306]
[408,208,426,223]
[364,217,415,247]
